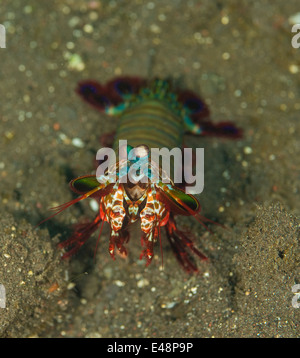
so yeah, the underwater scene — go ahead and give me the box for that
[0,0,299,339]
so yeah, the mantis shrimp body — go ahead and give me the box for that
[42,77,241,273]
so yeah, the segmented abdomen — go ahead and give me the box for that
[113,99,184,152]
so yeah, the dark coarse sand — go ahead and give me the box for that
[0,0,299,337]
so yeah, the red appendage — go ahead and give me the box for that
[58,214,102,259]
[165,214,207,273]
[109,230,130,259]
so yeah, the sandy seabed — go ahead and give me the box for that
[0,0,299,338]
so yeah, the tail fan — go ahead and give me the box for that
[199,121,243,138]
[177,89,210,122]
[105,76,146,99]
[176,88,242,139]
[76,77,146,112]
[76,81,114,111]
